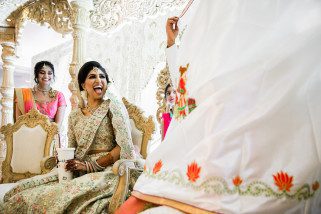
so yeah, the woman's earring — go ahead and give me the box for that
[81,90,88,106]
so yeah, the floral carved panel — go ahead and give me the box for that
[10,0,73,35]
[90,0,188,33]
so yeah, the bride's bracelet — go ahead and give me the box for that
[85,160,106,173]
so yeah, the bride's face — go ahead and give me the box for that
[82,68,107,100]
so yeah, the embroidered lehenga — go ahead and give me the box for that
[2,99,136,213]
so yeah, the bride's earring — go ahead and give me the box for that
[81,90,88,106]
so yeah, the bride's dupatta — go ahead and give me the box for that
[75,98,136,161]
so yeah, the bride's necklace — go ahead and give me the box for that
[83,103,101,115]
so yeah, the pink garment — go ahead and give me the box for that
[162,112,172,139]
[25,91,67,120]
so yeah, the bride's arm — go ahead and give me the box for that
[96,145,120,167]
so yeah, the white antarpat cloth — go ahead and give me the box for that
[134,0,321,213]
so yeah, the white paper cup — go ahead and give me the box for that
[57,148,75,163]
[57,148,75,183]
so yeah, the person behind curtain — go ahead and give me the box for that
[2,61,136,213]
[118,0,321,213]
[14,61,67,128]
[161,83,176,140]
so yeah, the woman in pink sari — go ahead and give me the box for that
[14,61,67,128]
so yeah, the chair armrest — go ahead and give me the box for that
[112,158,145,175]
[109,158,145,213]
[40,156,57,173]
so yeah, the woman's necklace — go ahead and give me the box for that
[83,102,102,115]
[37,85,50,93]
[35,86,56,98]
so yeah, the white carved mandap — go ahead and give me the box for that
[0,0,187,171]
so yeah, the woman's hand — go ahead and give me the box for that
[166,16,179,48]
[66,159,86,172]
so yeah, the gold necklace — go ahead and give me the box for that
[35,86,56,98]
[83,105,99,114]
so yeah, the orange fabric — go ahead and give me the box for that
[132,191,217,214]
[21,88,34,112]
[115,196,150,214]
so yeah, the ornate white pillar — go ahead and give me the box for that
[1,42,16,126]
[0,42,16,159]
[68,0,93,109]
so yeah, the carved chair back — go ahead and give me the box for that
[0,109,58,183]
[156,65,172,125]
[122,97,155,159]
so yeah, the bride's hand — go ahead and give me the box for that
[166,16,179,48]
[66,159,86,172]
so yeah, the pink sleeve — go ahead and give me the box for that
[162,113,172,138]
[57,92,67,107]
[162,113,171,121]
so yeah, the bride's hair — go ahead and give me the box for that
[78,61,110,91]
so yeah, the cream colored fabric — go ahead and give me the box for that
[0,183,18,203]
[12,125,47,174]
[129,119,143,155]
[140,206,184,214]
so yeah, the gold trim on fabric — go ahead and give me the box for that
[132,191,217,214]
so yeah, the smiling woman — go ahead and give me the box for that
[2,61,137,213]
[77,61,111,116]
[14,61,67,128]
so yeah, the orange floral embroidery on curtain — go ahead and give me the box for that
[273,171,293,192]
[142,166,319,200]
[312,181,319,191]
[153,160,163,174]
[233,176,243,186]
[186,161,201,182]
[175,64,189,118]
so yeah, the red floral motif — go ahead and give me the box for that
[143,165,146,171]
[233,176,243,186]
[273,171,293,192]
[153,160,162,174]
[186,161,201,182]
[176,64,189,118]
[312,181,320,191]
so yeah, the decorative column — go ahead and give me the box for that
[0,42,16,159]
[1,42,16,126]
[68,0,93,109]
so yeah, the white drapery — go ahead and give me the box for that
[134,0,321,213]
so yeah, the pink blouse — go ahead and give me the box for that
[25,91,67,120]
[162,112,172,139]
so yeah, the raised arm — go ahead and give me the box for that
[166,16,179,47]
[166,16,180,88]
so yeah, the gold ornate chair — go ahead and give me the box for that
[0,108,58,183]
[155,65,172,125]
[109,97,155,213]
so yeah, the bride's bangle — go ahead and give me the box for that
[85,160,106,173]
